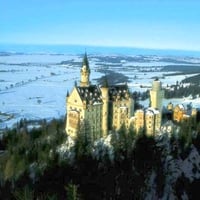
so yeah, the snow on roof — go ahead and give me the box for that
[136,109,144,112]
[76,85,103,105]
[146,110,154,116]
[177,104,185,110]
[146,107,160,115]
[108,84,129,101]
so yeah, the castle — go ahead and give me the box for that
[166,102,197,123]
[66,53,164,139]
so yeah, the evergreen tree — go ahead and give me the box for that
[66,183,79,200]
[13,185,34,200]
[74,120,92,159]
[128,122,136,141]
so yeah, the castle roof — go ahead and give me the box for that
[82,52,90,72]
[175,104,185,110]
[108,84,130,101]
[101,76,109,88]
[146,107,160,115]
[76,85,102,105]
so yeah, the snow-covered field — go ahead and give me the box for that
[1,54,200,129]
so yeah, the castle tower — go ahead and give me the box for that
[167,102,173,111]
[134,109,145,133]
[80,52,90,87]
[145,108,161,135]
[100,78,109,137]
[150,78,164,112]
[191,108,197,117]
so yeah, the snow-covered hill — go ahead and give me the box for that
[1,53,200,129]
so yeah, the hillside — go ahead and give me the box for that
[1,119,200,199]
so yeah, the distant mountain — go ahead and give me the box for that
[1,44,200,57]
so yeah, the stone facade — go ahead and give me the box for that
[145,108,161,135]
[132,107,161,135]
[173,104,186,122]
[172,104,197,123]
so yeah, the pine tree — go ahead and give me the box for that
[128,122,136,141]
[74,120,92,159]
[66,183,79,200]
[13,185,34,200]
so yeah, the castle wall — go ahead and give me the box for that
[111,98,133,130]
[66,88,85,138]
[173,105,186,122]
[145,108,161,135]
[101,87,109,137]
[134,109,145,133]
[84,103,103,140]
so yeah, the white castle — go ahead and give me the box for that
[66,54,164,139]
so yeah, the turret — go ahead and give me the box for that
[167,102,173,111]
[149,79,164,132]
[80,53,90,87]
[150,78,164,112]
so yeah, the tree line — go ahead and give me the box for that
[0,118,200,199]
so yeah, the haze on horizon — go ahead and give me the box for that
[1,0,200,51]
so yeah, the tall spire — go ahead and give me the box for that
[82,52,90,72]
[80,52,90,87]
[102,76,109,88]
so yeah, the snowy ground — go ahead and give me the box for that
[0,54,200,129]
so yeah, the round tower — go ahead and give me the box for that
[150,78,164,112]
[80,53,90,87]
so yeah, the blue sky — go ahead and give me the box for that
[0,0,200,50]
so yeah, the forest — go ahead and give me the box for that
[1,117,200,199]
